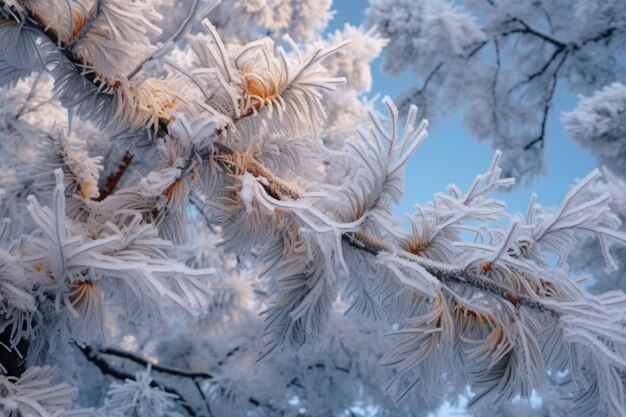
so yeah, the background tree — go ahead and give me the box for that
[0,1,626,417]
[366,0,626,181]
[562,83,626,296]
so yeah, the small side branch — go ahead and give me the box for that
[523,51,568,151]
[578,27,619,48]
[508,45,565,95]
[99,347,214,379]
[96,151,134,201]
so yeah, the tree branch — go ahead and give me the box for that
[80,346,198,416]
[90,345,276,412]
[203,142,560,316]
[500,18,566,48]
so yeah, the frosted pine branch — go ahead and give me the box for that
[1,1,626,417]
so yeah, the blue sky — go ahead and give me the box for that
[328,0,597,218]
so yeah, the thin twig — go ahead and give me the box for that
[14,72,43,119]
[491,40,502,138]
[189,194,218,233]
[216,346,241,367]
